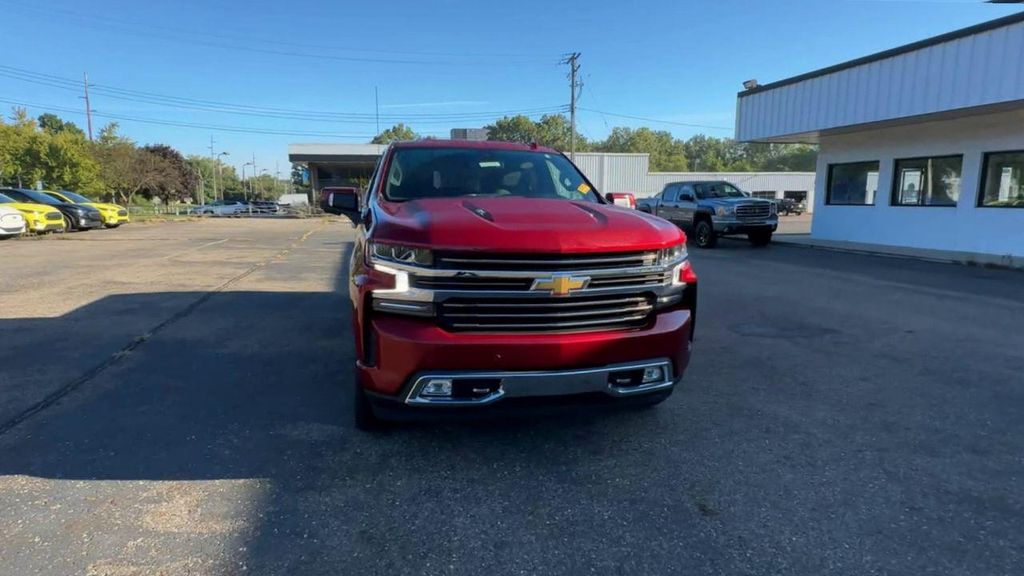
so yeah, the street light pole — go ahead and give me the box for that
[216,152,229,202]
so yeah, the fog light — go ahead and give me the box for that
[421,379,453,397]
[642,367,664,384]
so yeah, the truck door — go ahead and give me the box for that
[658,185,680,223]
[677,184,699,229]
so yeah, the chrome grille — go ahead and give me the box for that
[736,203,771,220]
[414,277,533,291]
[414,270,669,292]
[45,212,63,221]
[438,294,655,333]
[434,251,658,271]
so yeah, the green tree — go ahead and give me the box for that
[762,144,817,171]
[371,123,418,144]
[682,135,732,172]
[0,115,45,187]
[0,108,99,192]
[485,114,587,150]
[485,115,537,144]
[599,127,688,172]
[40,130,102,193]
[142,144,199,202]
[96,122,127,146]
[290,163,310,193]
[38,113,86,138]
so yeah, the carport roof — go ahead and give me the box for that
[288,143,386,164]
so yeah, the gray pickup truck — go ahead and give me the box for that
[636,180,778,248]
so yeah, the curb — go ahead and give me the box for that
[772,236,1023,271]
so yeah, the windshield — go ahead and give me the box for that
[57,190,94,203]
[383,147,600,202]
[697,182,747,199]
[5,189,60,205]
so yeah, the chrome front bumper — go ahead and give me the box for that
[403,358,676,406]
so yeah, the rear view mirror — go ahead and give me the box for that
[324,187,360,220]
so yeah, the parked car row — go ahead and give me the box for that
[0,187,129,239]
[188,199,283,216]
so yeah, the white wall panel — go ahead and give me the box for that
[811,109,1024,257]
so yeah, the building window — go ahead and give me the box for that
[979,151,1024,208]
[891,156,961,206]
[827,161,879,205]
[751,191,776,200]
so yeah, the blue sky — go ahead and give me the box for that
[3,0,1020,176]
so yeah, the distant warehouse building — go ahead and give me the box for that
[571,152,816,209]
[735,12,1024,260]
[289,144,814,211]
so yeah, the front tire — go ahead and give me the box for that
[62,215,74,232]
[694,219,717,249]
[748,231,773,247]
[353,384,385,432]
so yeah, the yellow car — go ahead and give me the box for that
[0,192,66,233]
[45,190,130,228]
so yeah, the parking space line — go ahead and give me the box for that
[162,238,229,260]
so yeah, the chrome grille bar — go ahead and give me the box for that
[435,251,658,271]
[439,294,655,333]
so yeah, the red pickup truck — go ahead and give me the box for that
[333,140,697,429]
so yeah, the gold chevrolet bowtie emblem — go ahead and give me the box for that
[532,274,590,296]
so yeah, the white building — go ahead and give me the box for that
[736,12,1024,260]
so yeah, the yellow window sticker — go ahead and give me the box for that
[577,183,591,193]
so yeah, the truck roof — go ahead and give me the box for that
[391,139,560,154]
[665,180,730,186]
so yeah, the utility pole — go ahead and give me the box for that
[374,86,380,137]
[561,53,582,160]
[208,136,218,202]
[252,153,258,198]
[83,73,94,142]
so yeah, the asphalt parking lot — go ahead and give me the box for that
[1,220,1022,575]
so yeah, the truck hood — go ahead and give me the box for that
[373,197,685,253]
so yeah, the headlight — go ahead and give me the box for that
[770,203,778,215]
[657,243,688,265]
[369,242,433,266]
[715,206,734,217]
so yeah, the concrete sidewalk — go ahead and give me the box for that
[774,233,1023,269]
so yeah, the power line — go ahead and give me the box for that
[0,66,566,124]
[582,81,610,132]
[578,107,732,131]
[0,97,404,138]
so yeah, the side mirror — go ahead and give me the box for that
[326,187,360,220]
[680,193,696,202]
[605,192,637,209]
